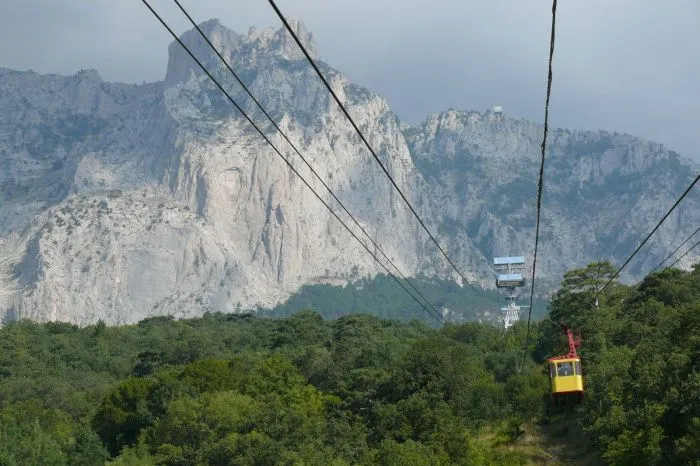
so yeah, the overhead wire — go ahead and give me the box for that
[594,172,700,299]
[266,0,481,293]
[629,224,700,291]
[519,0,558,372]
[139,0,445,324]
[171,0,443,322]
[662,238,700,271]
[624,231,700,305]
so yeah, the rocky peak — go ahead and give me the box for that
[244,19,317,61]
[165,18,317,85]
[165,18,242,84]
[268,18,317,61]
[2,17,699,326]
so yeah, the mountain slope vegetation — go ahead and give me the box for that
[260,274,548,325]
[0,261,697,464]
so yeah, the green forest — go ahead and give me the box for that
[0,262,697,465]
[259,274,548,324]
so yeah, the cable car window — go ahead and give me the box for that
[557,362,573,377]
[550,363,556,378]
[575,360,581,375]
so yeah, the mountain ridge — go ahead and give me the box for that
[1,18,698,325]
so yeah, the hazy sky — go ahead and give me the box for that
[1,0,699,160]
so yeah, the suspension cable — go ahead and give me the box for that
[140,0,445,323]
[171,0,442,321]
[594,173,700,299]
[267,0,481,293]
[520,0,558,372]
[629,224,700,293]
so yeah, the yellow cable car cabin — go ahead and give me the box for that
[547,325,584,404]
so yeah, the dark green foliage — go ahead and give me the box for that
[260,274,549,324]
[0,308,543,464]
[537,261,700,466]
[0,400,108,465]
[1,262,697,464]
[93,377,157,456]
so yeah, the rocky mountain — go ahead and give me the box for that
[1,18,698,325]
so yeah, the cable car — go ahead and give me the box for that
[547,324,584,404]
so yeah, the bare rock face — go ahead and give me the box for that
[405,110,700,291]
[1,20,698,325]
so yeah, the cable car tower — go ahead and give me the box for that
[493,256,528,329]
